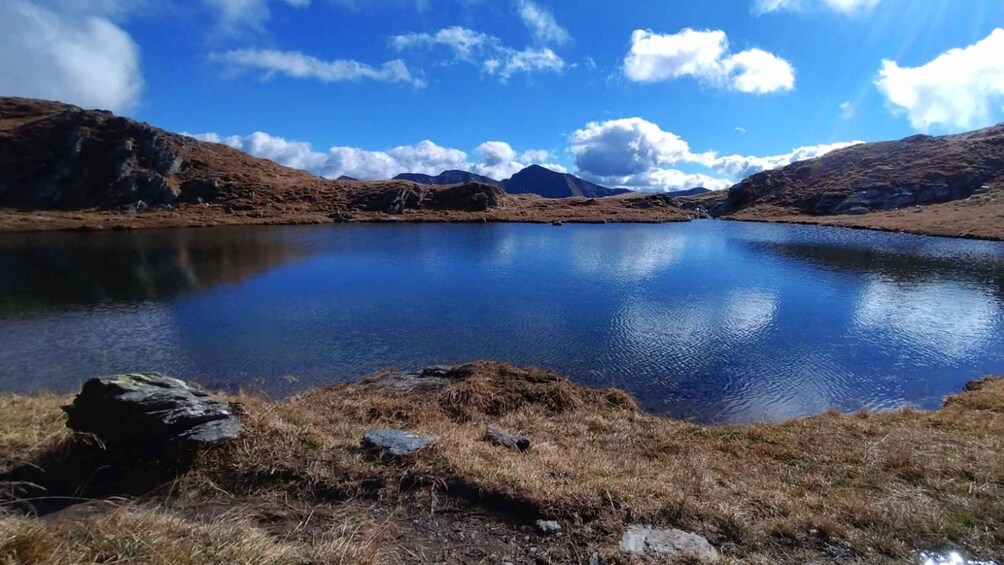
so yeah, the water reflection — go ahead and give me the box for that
[0,221,1002,423]
[0,228,311,312]
[855,279,997,361]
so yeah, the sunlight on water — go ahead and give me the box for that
[0,221,1003,423]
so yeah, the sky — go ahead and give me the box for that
[1,0,1004,191]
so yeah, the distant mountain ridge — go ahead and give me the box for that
[395,165,632,199]
[395,170,503,188]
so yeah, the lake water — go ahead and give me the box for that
[1,220,1003,423]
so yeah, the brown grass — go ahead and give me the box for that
[2,362,1003,563]
[730,183,1004,241]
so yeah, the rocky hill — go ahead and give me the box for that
[394,170,503,188]
[502,165,631,198]
[714,125,1004,218]
[704,124,1004,239]
[0,97,693,231]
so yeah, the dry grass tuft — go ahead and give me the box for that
[0,503,381,565]
[2,364,1003,563]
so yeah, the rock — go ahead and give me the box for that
[485,427,530,451]
[63,373,243,450]
[535,520,561,535]
[364,365,459,392]
[619,525,719,561]
[362,429,434,459]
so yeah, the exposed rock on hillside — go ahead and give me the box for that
[394,170,504,189]
[716,124,1004,217]
[0,97,693,230]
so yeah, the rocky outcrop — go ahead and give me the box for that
[0,99,191,208]
[63,373,242,450]
[352,182,505,214]
[713,124,1004,218]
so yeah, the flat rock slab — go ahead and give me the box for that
[362,429,435,459]
[619,525,719,561]
[63,373,242,449]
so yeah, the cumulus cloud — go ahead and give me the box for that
[569,117,860,192]
[753,0,881,15]
[711,140,863,179]
[876,28,1004,132]
[623,28,794,94]
[188,132,557,180]
[517,0,571,45]
[0,0,143,112]
[210,49,424,87]
[391,26,565,81]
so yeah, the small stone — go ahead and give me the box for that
[535,520,561,535]
[485,427,530,451]
[619,525,719,561]
[362,429,434,459]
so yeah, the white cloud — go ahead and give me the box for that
[483,47,564,80]
[839,100,855,119]
[391,26,565,81]
[390,26,491,60]
[204,0,310,33]
[711,140,863,179]
[517,0,570,45]
[754,0,881,15]
[876,28,1004,132]
[623,28,794,94]
[0,0,143,112]
[187,132,556,180]
[569,117,860,192]
[210,49,425,87]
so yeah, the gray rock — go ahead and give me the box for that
[63,373,243,450]
[535,520,561,535]
[485,427,530,451]
[619,525,719,561]
[362,429,434,459]
[364,365,460,392]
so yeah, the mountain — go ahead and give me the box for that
[666,187,711,198]
[394,170,503,188]
[502,165,632,198]
[709,124,1004,240]
[396,166,630,199]
[0,97,693,230]
[716,126,1004,216]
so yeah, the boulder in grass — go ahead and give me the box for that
[63,373,243,450]
[362,429,434,460]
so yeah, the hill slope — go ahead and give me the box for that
[0,97,693,231]
[394,170,503,188]
[502,165,631,198]
[711,125,1004,238]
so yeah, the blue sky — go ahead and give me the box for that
[2,0,1004,190]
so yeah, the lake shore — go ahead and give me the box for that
[2,184,1002,242]
[2,361,1002,564]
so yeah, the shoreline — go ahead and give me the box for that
[2,362,1002,563]
[3,205,1004,243]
